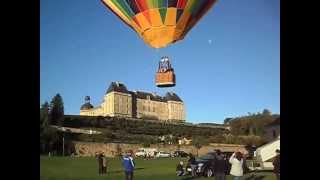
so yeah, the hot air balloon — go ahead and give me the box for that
[155,56,175,87]
[101,0,218,48]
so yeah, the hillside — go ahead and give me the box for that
[60,115,229,144]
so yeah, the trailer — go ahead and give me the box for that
[251,136,280,170]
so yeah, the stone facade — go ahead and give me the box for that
[265,125,280,142]
[264,118,280,142]
[80,82,185,122]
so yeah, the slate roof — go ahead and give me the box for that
[106,82,183,102]
[106,82,129,94]
[165,92,183,102]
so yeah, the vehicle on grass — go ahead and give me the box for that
[185,152,232,177]
[135,148,157,158]
[173,150,189,157]
[156,151,171,158]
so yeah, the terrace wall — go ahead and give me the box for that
[72,141,247,157]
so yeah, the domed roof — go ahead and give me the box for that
[165,92,183,102]
[80,102,94,110]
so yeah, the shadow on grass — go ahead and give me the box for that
[244,174,266,180]
[180,176,201,180]
[179,174,267,180]
[181,177,195,180]
[108,167,145,174]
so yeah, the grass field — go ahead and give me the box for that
[40,156,276,180]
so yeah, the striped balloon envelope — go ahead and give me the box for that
[101,0,218,48]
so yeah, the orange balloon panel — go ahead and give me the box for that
[101,0,218,48]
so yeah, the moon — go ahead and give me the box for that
[208,39,212,44]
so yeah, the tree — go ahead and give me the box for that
[40,101,50,132]
[42,127,60,153]
[224,118,233,125]
[262,109,272,116]
[116,144,122,157]
[194,143,202,157]
[49,94,64,126]
[40,101,50,153]
[192,137,209,157]
[40,101,60,153]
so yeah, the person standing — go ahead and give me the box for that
[273,149,280,180]
[188,153,197,177]
[213,149,227,180]
[123,150,135,180]
[97,152,103,175]
[102,152,107,175]
[229,151,244,180]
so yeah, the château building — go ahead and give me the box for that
[80,82,185,122]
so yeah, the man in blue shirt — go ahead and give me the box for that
[123,150,135,180]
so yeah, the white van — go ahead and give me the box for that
[135,148,158,157]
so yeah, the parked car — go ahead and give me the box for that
[173,150,189,157]
[135,148,157,157]
[156,151,171,158]
[185,152,231,177]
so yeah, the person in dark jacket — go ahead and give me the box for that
[176,161,185,176]
[213,149,227,180]
[102,152,107,175]
[188,153,197,177]
[273,149,280,180]
[123,150,135,180]
[97,152,103,175]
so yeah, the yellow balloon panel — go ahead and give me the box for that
[143,26,181,48]
[148,9,163,27]
[165,8,177,26]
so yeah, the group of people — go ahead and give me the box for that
[228,149,280,180]
[175,149,280,180]
[97,150,135,180]
[96,148,280,180]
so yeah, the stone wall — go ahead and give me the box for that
[265,125,280,142]
[72,141,247,157]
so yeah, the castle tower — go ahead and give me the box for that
[80,96,94,115]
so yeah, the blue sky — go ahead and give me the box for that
[40,0,280,124]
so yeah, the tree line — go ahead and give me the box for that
[40,93,65,155]
[62,115,228,138]
[224,109,279,136]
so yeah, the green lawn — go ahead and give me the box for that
[40,156,275,180]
